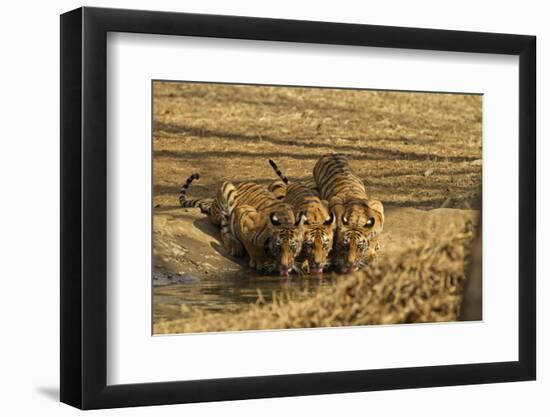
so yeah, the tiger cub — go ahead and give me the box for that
[267,160,335,275]
[313,154,384,273]
[179,174,305,276]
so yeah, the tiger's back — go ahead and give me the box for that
[268,160,335,274]
[229,182,305,275]
[179,173,304,275]
[313,154,384,272]
[313,153,367,203]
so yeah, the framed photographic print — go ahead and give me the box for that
[60,6,536,409]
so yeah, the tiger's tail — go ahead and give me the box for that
[179,173,212,215]
[268,159,289,184]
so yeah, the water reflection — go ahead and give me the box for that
[153,272,336,323]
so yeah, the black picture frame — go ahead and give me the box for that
[60,6,536,410]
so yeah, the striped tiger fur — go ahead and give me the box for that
[313,154,384,273]
[179,173,305,276]
[268,159,335,274]
[179,173,243,257]
[179,173,216,216]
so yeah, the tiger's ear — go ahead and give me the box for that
[270,212,281,226]
[364,217,375,228]
[367,199,384,230]
[367,199,384,214]
[295,212,306,226]
[324,212,335,226]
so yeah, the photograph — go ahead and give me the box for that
[152,81,483,334]
[1,0,542,413]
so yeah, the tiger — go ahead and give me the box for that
[179,173,305,276]
[313,154,384,273]
[267,159,335,275]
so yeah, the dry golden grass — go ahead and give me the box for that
[155,224,475,334]
[153,82,482,210]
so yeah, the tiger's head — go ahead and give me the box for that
[265,205,305,277]
[299,201,336,275]
[333,199,384,273]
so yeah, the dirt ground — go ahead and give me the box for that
[152,81,482,333]
[153,82,482,210]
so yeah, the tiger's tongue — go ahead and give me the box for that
[310,267,323,275]
[279,267,289,277]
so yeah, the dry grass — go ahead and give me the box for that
[153,82,482,210]
[155,224,475,334]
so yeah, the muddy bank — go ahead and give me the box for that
[153,206,480,325]
[153,206,480,282]
[155,219,478,334]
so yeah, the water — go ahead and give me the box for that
[153,271,336,323]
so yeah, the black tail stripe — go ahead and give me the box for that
[268,159,289,184]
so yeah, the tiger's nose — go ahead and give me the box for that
[280,255,293,269]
